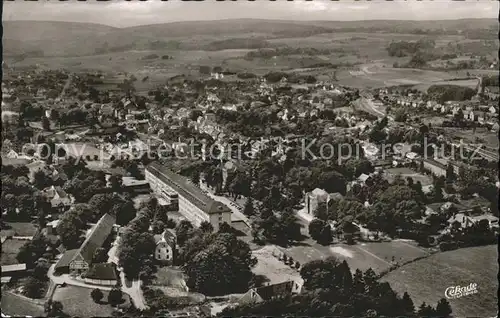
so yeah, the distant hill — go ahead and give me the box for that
[3,19,497,57]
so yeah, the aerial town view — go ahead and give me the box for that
[1,1,498,317]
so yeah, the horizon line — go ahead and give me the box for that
[3,17,497,29]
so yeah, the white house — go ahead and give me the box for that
[154,229,176,264]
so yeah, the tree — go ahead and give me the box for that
[108,288,123,306]
[33,170,50,189]
[152,220,165,234]
[445,164,455,183]
[119,230,156,279]
[109,174,123,191]
[417,302,436,317]
[219,222,232,233]
[340,220,358,244]
[57,211,84,249]
[32,258,51,281]
[308,219,325,241]
[184,232,257,296]
[17,236,48,265]
[91,288,104,304]
[176,220,194,246]
[47,300,64,317]
[199,221,214,233]
[23,276,45,298]
[401,292,415,315]
[243,197,255,217]
[42,116,51,131]
[317,224,333,245]
[435,298,452,317]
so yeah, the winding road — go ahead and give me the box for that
[57,74,72,101]
[47,263,148,310]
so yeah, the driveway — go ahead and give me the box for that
[47,264,113,291]
[201,183,251,228]
[47,263,147,310]
[119,271,147,310]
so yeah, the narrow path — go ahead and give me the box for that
[119,271,147,310]
[353,245,391,266]
[393,239,430,254]
[57,75,72,100]
[47,264,113,291]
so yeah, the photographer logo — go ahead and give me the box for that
[445,283,478,299]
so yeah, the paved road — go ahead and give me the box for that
[119,271,147,310]
[57,75,72,101]
[200,182,251,228]
[354,97,394,121]
[11,236,33,240]
[47,262,147,310]
[47,264,113,291]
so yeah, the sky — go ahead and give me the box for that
[2,0,498,28]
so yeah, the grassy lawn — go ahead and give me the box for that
[2,222,38,237]
[443,127,499,149]
[284,239,430,275]
[384,168,433,186]
[52,285,131,317]
[1,290,45,317]
[358,240,429,265]
[1,239,26,265]
[252,245,302,285]
[153,267,186,289]
[381,245,498,317]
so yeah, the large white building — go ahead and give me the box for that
[146,162,232,232]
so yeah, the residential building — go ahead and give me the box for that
[1,264,27,277]
[146,163,232,231]
[54,213,116,274]
[154,229,176,264]
[357,173,373,185]
[83,263,118,286]
[239,281,302,305]
[42,185,72,212]
[422,159,447,177]
[304,188,343,216]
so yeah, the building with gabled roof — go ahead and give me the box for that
[146,162,232,231]
[239,280,301,305]
[154,229,177,264]
[84,263,118,286]
[55,213,116,274]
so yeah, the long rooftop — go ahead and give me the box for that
[147,162,231,215]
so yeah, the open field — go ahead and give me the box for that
[381,245,498,317]
[63,142,106,159]
[442,127,499,149]
[153,267,186,289]
[330,241,430,273]
[52,285,131,317]
[2,222,38,237]
[337,64,462,89]
[1,290,46,317]
[252,245,302,285]
[283,236,430,274]
[384,167,433,186]
[1,238,26,265]
[412,79,479,92]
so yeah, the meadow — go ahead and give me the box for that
[52,285,131,317]
[381,245,498,317]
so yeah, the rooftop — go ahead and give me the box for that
[85,263,118,280]
[1,264,27,272]
[54,249,79,270]
[147,162,232,215]
[73,213,116,264]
